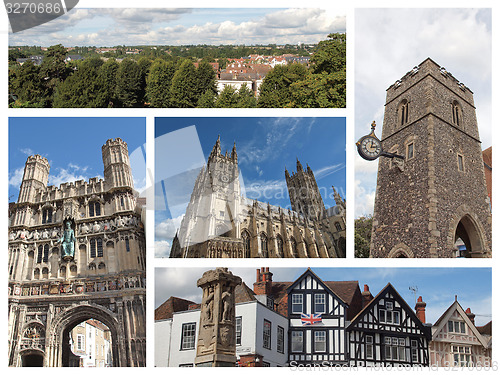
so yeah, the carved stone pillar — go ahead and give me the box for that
[195,268,241,367]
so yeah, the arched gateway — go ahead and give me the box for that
[8,139,146,367]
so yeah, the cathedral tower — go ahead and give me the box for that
[370,58,491,258]
[172,136,242,257]
[102,138,134,190]
[285,159,326,221]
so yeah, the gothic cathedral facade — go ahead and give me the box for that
[170,136,346,258]
[370,58,491,258]
[8,138,146,367]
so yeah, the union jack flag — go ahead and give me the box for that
[301,313,322,325]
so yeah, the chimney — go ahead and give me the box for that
[361,284,373,308]
[415,296,426,324]
[465,308,476,326]
[253,267,273,296]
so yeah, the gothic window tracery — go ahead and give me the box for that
[398,99,409,126]
[241,230,250,258]
[90,238,103,258]
[451,101,462,126]
[89,201,101,217]
[260,233,268,258]
[41,207,53,224]
[276,235,284,257]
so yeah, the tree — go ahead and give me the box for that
[289,71,346,108]
[195,61,217,97]
[146,59,176,107]
[52,57,107,107]
[215,85,238,108]
[355,216,372,258]
[310,33,346,75]
[9,61,48,107]
[236,83,257,108]
[115,58,143,107]
[99,59,119,107]
[197,89,216,108]
[169,59,199,108]
[137,57,152,105]
[39,44,70,103]
[257,64,308,108]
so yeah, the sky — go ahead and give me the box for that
[354,8,492,218]
[155,267,492,327]
[8,117,146,202]
[8,8,346,47]
[154,117,346,257]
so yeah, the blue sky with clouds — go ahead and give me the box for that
[354,8,492,218]
[155,267,491,326]
[8,8,345,47]
[9,117,146,202]
[154,117,346,257]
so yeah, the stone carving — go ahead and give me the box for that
[195,268,241,367]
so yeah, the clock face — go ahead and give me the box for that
[219,174,230,183]
[357,135,382,160]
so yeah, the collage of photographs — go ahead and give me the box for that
[3,1,496,370]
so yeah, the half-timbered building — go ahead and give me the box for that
[430,299,491,367]
[346,283,432,366]
[286,269,362,366]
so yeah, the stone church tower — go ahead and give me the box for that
[8,138,146,367]
[370,58,491,258]
[286,159,327,221]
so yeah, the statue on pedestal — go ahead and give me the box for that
[58,220,76,261]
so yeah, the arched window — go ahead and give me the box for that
[42,207,53,224]
[290,237,298,258]
[37,245,43,263]
[452,101,462,126]
[43,244,49,262]
[398,99,409,126]
[90,238,103,257]
[125,238,131,252]
[241,230,250,258]
[335,222,342,232]
[89,201,101,217]
[276,235,284,257]
[260,233,268,258]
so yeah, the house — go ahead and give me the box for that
[346,284,432,366]
[154,278,288,367]
[429,298,492,367]
[285,268,362,366]
[155,268,438,367]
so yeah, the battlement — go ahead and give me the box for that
[102,137,127,150]
[28,177,106,204]
[26,154,50,168]
[386,58,474,105]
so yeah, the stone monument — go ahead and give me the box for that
[194,268,242,367]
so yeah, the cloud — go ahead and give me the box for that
[355,179,375,218]
[48,164,94,187]
[10,8,344,46]
[8,167,24,189]
[314,163,345,180]
[20,148,34,156]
